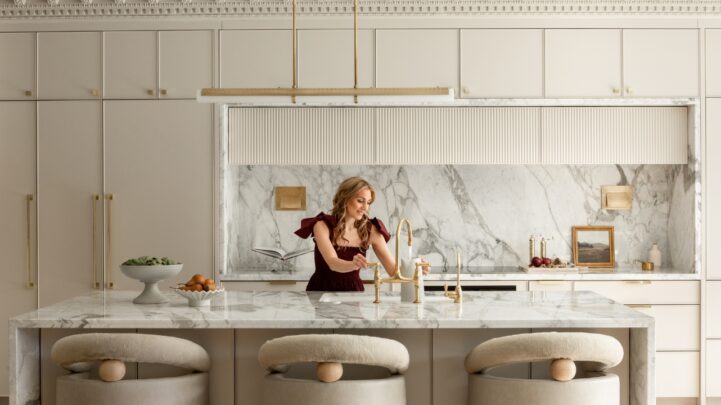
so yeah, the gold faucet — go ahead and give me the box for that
[443,250,463,303]
[372,218,424,304]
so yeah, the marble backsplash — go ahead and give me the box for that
[224,165,696,273]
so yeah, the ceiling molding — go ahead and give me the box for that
[2,0,721,19]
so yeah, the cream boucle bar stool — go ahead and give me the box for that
[258,334,410,405]
[51,333,211,405]
[465,332,624,405]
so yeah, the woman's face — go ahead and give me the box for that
[345,188,372,221]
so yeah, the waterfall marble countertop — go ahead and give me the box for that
[220,266,699,282]
[10,290,652,329]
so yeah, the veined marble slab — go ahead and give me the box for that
[220,266,700,282]
[10,290,651,330]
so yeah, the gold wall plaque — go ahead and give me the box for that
[275,186,306,211]
[602,185,633,210]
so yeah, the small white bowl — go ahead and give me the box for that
[172,287,225,307]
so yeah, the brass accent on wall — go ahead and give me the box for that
[275,186,306,211]
[602,185,633,210]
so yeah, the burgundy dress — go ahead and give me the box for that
[295,212,390,292]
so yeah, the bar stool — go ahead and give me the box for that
[465,332,624,405]
[51,333,211,405]
[258,334,409,405]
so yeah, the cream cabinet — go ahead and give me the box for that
[709,99,721,280]
[37,101,103,306]
[707,30,721,96]
[37,32,102,100]
[298,29,374,88]
[0,102,37,397]
[220,30,292,88]
[657,352,700,397]
[545,29,622,97]
[708,340,721,397]
[105,31,213,99]
[104,100,213,290]
[460,29,542,98]
[707,282,721,337]
[0,33,36,100]
[376,29,459,95]
[623,29,699,97]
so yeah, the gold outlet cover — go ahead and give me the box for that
[275,186,306,211]
[602,185,633,210]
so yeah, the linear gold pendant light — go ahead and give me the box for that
[199,0,452,104]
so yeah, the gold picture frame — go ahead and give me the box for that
[572,226,615,268]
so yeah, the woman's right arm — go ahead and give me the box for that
[313,221,366,273]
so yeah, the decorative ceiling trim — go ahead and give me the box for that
[2,0,721,19]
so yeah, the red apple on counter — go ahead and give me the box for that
[531,257,543,267]
[542,257,552,266]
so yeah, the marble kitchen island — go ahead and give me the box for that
[10,290,654,405]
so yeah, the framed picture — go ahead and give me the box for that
[572,226,615,268]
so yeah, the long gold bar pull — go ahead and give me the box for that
[291,0,297,104]
[25,194,34,288]
[105,193,114,289]
[353,0,358,104]
[92,194,100,289]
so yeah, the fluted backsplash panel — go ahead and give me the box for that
[229,107,374,165]
[225,164,695,272]
[542,106,687,164]
[376,107,540,164]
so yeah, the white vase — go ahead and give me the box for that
[648,243,662,269]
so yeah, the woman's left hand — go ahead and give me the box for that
[419,258,431,276]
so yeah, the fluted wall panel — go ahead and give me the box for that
[228,107,374,165]
[376,107,541,164]
[541,106,688,164]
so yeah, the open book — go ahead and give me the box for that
[252,246,313,261]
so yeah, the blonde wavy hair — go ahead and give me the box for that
[331,177,375,249]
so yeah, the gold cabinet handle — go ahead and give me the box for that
[146,89,155,96]
[624,86,634,96]
[105,193,114,289]
[624,280,651,285]
[269,280,297,285]
[90,89,100,97]
[24,90,33,97]
[159,89,167,96]
[461,86,469,95]
[611,87,621,95]
[26,194,34,288]
[92,194,100,289]
[627,304,652,309]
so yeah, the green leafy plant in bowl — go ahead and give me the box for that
[120,256,183,304]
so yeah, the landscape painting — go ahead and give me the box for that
[572,226,615,268]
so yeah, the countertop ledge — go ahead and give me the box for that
[10,290,652,330]
[220,266,699,282]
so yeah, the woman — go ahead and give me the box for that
[295,177,426,292]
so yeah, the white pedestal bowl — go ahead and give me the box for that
[120,264,183,304]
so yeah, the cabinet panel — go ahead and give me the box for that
[0,33,36,100]
[159,30,213,98]
[298,29,374,88]
[708,340,721,397]
[104,31,156,99]
[630,305,699,351]
[138,329,234,405]
[528,281,572,291]
[707,282,721,337]
[574,281,700,304]
[38,32,102,99]
[623,29,699,97]
[38,101,102,306]
[0,102,37,396]
[220,30,292,88]
[460,29,542,98]
[656,352,699,398]
[545,29,621,97]
[377,29,459,95]
[707,30,721,96]
[104,100,212,290]
[708,99,721,280]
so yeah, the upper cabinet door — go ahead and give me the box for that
[460,29,542,98]
[545,29,622,98]
[298,29,374,88]
[623,29,699,97]
[104,31,157,99]
[707,99,721,280]
[159,31,213,98]
[706,29,721,97]
[0,33,36,100]
[38,32,102,100]
[220,30,292,88]
[376,29,459,95]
